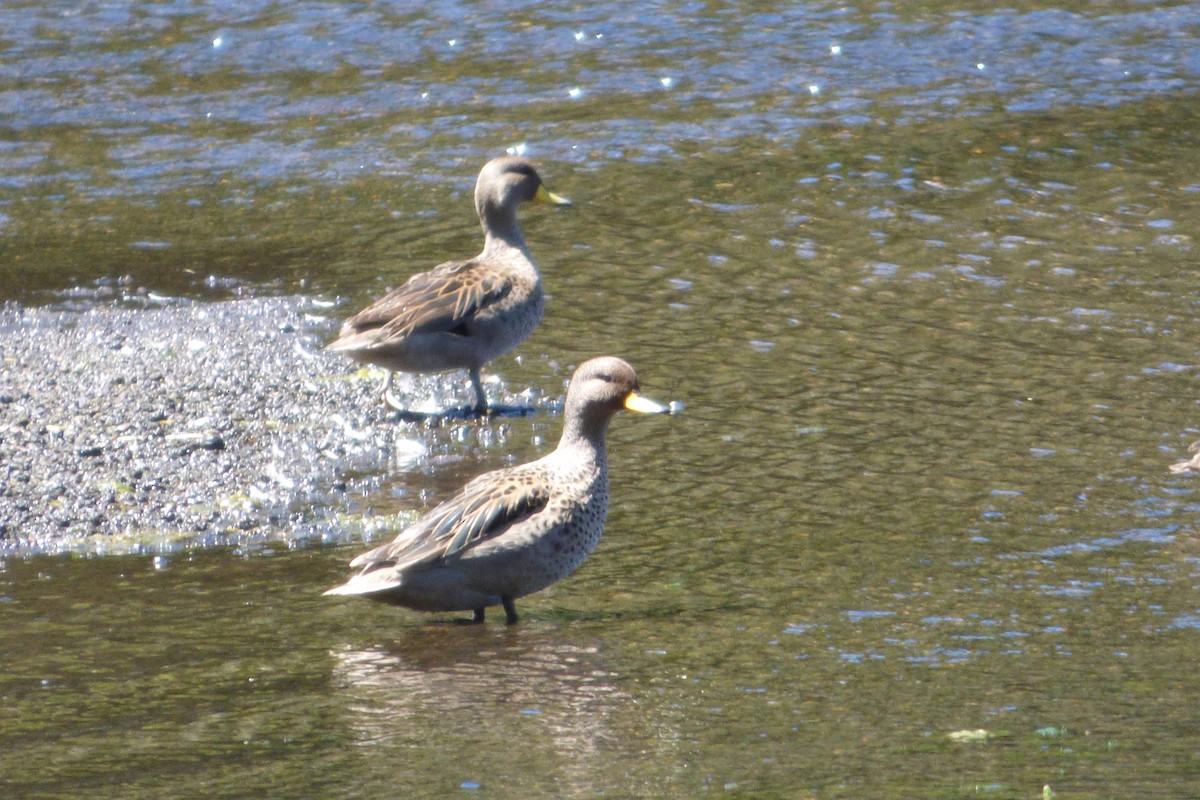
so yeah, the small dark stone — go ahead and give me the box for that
[198,433,225,451]
[78,444,104,457]
[172,431,225,455]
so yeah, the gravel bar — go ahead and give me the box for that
[0,296,550,556]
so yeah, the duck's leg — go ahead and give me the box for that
[502,597,519,625]
[381,371,408,411]
[456,608,485,624]
[468,367,489,417]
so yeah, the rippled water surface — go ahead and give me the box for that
[4,1,1200,797]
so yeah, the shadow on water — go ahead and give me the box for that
[329,628,636,766]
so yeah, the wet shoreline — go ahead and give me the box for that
[0,296,551,556]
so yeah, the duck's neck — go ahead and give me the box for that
[479,203,529,256]
[556,414,610,466]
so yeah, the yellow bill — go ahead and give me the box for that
[535,184,572,206]
[623,391,670,414]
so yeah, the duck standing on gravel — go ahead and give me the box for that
[326,156,571,416]
[323,357,669,623]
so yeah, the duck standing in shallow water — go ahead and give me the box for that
[326,157,571,416]
[323,357,669,623]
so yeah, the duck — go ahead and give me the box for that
[323,356,669,623]
[325,156,571,416]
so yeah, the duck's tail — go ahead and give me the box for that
[322,569,403,597]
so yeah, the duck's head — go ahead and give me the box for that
[561,356,669,443]
[475,157,570,234]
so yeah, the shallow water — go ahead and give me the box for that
[4,1,1200,798]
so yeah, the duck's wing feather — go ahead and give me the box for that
[348,470,551,575]
[341,258,512,342]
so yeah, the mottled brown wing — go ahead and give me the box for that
[343,258,511,340]
[350,470,551,575]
